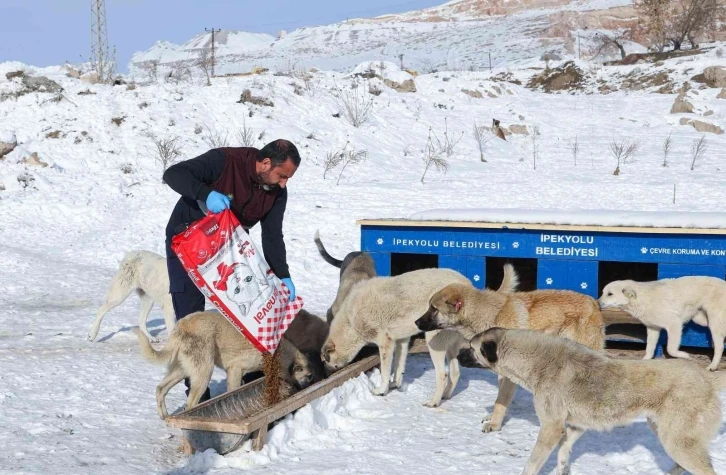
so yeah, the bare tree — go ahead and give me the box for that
[636,0,722,51]
[420,128,450,184]
[667,0,722,50]
[473,122,494,162]
[569,135,580,167]
[610,139,639,175]
[529,125,541,170]
[147,133,182,180]
[634,0,670,52]
[690,135,707,170]
[236,119,256,147]
[148,60,159,83]
[593,31,631,59]
[196,48,213,86]
[334,80,376,127]
[202,125,229,148]
[662,132,673,167]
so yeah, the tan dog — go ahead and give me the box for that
[321,266,518,403]
[133,310,324,418]
[321,268,472,397]
[459,328,726,475]
[415,275,604,432]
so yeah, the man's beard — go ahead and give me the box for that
[256,172,278,191]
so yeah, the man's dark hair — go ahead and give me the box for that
[259,139,301,167]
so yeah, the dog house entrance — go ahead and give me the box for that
[390,253,439,277]
[486,257,538,292]
[599,260,658,342]
[597,260,658,297]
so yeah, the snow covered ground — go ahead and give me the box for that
[1,46,725,474]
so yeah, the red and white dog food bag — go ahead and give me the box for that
[171,209,303,354]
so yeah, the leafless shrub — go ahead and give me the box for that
[202,125,229,148]
[690,135,707,170]
[236,119,256,147]
[431,118,464,158]
[473,122,495,163]
[323,146,345,179]
[662,132,673,167]
[323,143,367,184]
[196,48,213,86]
[610,139,638,175]
[333,80,376,127]
[420,128,451,184]
[569,135,579,167]
[716,47,724,59]
[147,133,182,179]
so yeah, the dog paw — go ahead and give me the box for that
[371,386,388,397]
[423,400,440,408]
[707,364,719,372]
[482,421,502,433]
[87,334,96,342]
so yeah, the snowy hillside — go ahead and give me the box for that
[128,0,643,78]
[2,42,726,474]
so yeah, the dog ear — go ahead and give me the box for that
[623,287,637,300]
[481,340,498,364]
[446,296,463,313]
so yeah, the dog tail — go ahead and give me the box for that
[497,264,519,294]
[131,327,175,365]
[314,230,343,268]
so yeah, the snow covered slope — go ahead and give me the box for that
[1,43,726,473]
[128,0,643,78]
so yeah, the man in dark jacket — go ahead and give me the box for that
[162,139,301,400]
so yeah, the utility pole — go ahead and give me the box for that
[90,0,113,83]
[399,53,404,70]
[205,28,221,77]
[488,52,492,73]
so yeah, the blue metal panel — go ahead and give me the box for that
[466,257,486,289]
[369,252,391,277]
[536,260,598,298]
[359,222,726,355]
[439,255,467,276]
[360,226,726,265]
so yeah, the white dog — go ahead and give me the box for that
[89,251,176,343]
[599,276,726,371]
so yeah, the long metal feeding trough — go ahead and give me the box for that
[165,353,381,454]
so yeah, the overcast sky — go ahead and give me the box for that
[0,0,444,72]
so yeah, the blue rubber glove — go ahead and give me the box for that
[281,277,296,301]
[205,190,230,214]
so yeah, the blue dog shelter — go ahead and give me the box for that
[358,209,726,356]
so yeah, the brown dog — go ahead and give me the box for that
[133,310,325,418]
[415,273,604,432]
